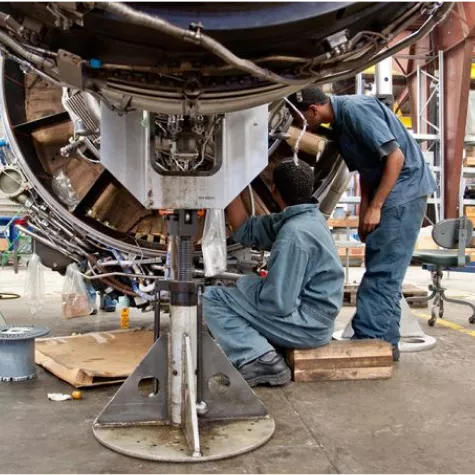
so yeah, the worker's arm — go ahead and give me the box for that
[237,239,308,316]
[226,195,249,231]
[226,195,280,250]
[362,148,405,235]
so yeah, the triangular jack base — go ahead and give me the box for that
[200,331,269,421]
[94,334,169,426]
[333,297,436,353]
[93,332,275,462]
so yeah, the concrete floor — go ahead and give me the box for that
[1,265,475,473]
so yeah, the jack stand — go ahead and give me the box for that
[93,210,274,462]
[333,296,436,352]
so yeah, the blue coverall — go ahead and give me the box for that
[330,95,437,345]
[204,204,344,368]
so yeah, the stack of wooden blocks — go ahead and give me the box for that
[286,340,394,382]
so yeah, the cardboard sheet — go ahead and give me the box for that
[35,328,154,388]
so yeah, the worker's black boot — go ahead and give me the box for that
[239,350,291,387]
[392,344,400,362]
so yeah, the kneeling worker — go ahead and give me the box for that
[204,160,344,387]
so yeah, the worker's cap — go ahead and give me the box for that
[287,87,329,112]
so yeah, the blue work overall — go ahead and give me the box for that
[204,204,344,368]
[330,94,437,345]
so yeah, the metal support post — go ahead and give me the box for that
[356,73,364,95]
[375,56,394,109]
[167,210,198,426]
[93,209,274,462]
[438,50,445,221]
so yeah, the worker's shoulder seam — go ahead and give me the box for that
[275,238,310,256]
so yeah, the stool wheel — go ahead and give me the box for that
[429,307,438,326]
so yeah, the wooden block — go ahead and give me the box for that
[338,247,365,257]
[293,366,393,382]
[286,340,393,382]
[328,217,359,228]
[465,206,475,223]
[285,126,326,156]
[466,156,475,167]
[343,283,428,308]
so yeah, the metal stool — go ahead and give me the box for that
[410,217,475,326]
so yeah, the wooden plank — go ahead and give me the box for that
[343,283,428,308]
[338,247,365,256]
[294,356,393,370]
[25,73,64,121]
[14,111,71,135]
[66,158,104,200]
[293,366,393,382]
[91,184,148,233]
[290,339,392,361]
[328,217,359,228]
[466,156,475,167]
[287,340,393,382]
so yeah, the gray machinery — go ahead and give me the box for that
[0,1,451,461]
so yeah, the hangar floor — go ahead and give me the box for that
[1,266,475,474]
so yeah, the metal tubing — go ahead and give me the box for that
[15,224,79,262]
[193,269,241,281]
[97,257,164,267]
[83,271,163,280]
[153,280,161,395]
[439,50,445,220]
[154,280,161,341]
[196,286,204,405]
[417,64,421,134]
[0,30,55,69]
[99,2,312,86]
[169,304,197,425]
[356,73,364,94]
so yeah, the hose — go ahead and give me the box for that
[0,30,55,69]
[109,248,156,301]
[99,2,313,86]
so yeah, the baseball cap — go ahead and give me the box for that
[287,87,329,111]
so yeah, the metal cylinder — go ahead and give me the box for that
[0,325,50,381]
[319,161,353,218]
[375,57,393,95]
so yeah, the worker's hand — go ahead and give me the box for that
[358,224,368,243]
[358,201,368,243]
[362,205,381,236]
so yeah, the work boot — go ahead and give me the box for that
[392,344,400,362]
[239,350,291,387]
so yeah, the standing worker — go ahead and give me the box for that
[288,87,436,361]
